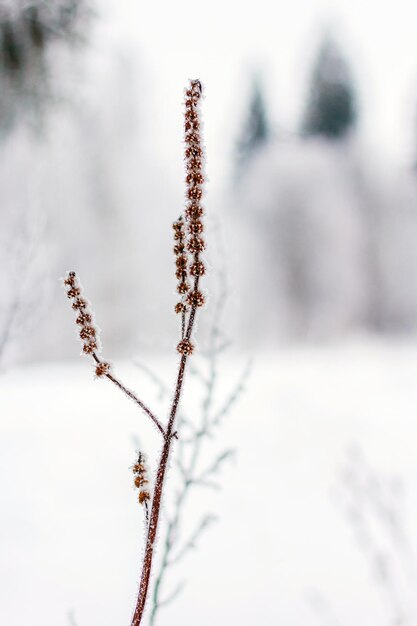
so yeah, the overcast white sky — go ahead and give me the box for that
[95,0,417,187]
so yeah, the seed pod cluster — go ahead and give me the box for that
[133,453,151,507]
[64,271,111,377]
[64,271,100,355]
[173,216,190,308]
[176,79,206,356]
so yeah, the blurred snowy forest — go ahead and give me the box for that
[2,1,417,364]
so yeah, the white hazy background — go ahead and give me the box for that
[2,1,417,625]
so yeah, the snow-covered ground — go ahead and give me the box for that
[2,340,417,626]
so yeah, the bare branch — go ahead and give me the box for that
[133,359,170,401]
[103,367,165,438]
[169,515,217,566]
[196,449,235,483]
[158,581,186,608]
[210,358,252,429]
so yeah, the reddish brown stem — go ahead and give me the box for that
[130,297,198,626]
[92,353,165,437]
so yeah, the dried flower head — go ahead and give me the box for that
[186,290,205,308]
[95,361,111,378]
[75,311,92,325]
[177,338,194,356]
[190,261,205,277]
[133,453,151,508]
[177,281,190,295]
[82,341,97,354]
[72,297,87,311]
[175,302,186,314]
[79,326,96,340]
[187,237,205,254]
[67,287,80,299]
[138,490,151,505]
[64,272,76,287]
[188,220,204,235]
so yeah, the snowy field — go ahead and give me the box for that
[2,340,417,626]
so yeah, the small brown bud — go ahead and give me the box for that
[187,186,203,201]
[185,132,200,145]
[176,255,188,269]
[177,338,194,356]
[134,475,148,488]
[190,261,205,276]
[72,297,87,310]
[186,172,204,185]
[76,312,92,325]
[67,287,81,298]
[186,157,203,171]
[174,243,185,255]
[64,274,76,287]
[190,79,202,93]
[186,290,205,308]
[185,204,204,220]
[83,341,97,354]
[189,220,204,235]
[187,237,205,254]
[133,462,145,474]
[177,281,190,295]
[185,108,199,121]
[185,120,200,132]
[185,147,203,159]
[95,361,110,377]
[138,490,151,504]
[79,326,96,340]
[173,221,184,232]
[175,302,186,314]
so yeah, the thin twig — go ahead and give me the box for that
[90,353,165,437]
[133,360,170,401]
[169,515,217,566]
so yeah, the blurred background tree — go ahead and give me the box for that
[0,0,89,136]
[302,34,357,140]
[235,74,271,178]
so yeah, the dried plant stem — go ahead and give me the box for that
[131,302,198,626]
[63,79,206,626]
[91,353,165,437]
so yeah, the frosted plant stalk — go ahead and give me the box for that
[63,79,207,626]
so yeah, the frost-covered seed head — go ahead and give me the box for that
[82,341,97,354]
[177,281,190,295]
[72,297,87,310]
[187,237,205,254]
[133,454,151,507]
[186,290,205,308]
[79,326,96,340]
[185,204,203,220]
[138,490,151,504]
[175,254,187,269]
[190,261,205,277]
[188,220,203,235]
[95,361,111,377]
[76,311,92,325]
[177,338,194,355]
[66,287,80,298]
